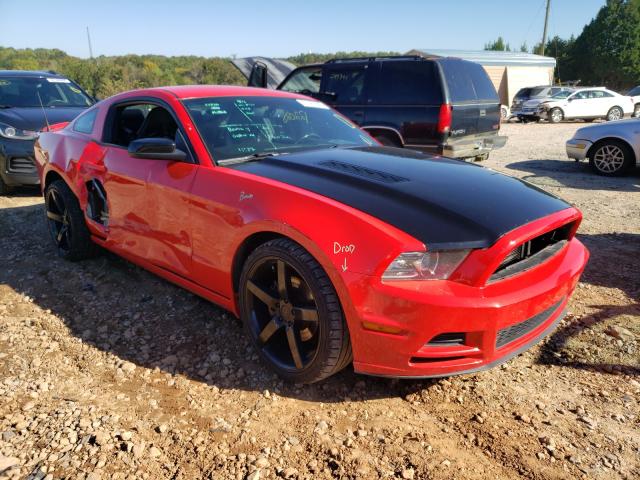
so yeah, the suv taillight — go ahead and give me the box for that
[437,103,452,135]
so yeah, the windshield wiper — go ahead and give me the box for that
[218,152,284,166]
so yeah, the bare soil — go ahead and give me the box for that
[0,122,638,480]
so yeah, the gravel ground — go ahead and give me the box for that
[0,121,638,480]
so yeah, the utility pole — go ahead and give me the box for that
[86,26,94,59]
[540,0,551,56]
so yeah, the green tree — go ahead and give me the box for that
[484,37,510,51]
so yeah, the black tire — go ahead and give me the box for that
[606,106,623,121]
[45,179,97,261]
[588,139,634,176]
[500,106,509,121]
[634,104,640,118]
[0,176,13,196]
[376,134,401,147]
[549,108,564,123]
[239,238,352,383]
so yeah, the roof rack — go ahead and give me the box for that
[326,55,423,64]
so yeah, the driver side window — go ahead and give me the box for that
[106,103,178,148]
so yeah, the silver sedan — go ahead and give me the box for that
[566,119,640,176]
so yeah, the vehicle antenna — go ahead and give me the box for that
[36,89,51,131]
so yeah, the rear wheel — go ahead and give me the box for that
[589,140,633,176]
[549,108,564,123]
[606,106,623,121]
[239,238,352,383]
[45,179,97,260]
[500,106,509,121]
[634,104,640,118]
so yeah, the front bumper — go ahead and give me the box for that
[0,138,39,186]
[441,133,507,158]
[346,215,589,378]
[566,139,593,161]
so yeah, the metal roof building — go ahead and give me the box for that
[407,49,557,110]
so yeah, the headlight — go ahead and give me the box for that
[382,250,470,281]
[0,122,39,140]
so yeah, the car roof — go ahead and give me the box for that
[137,85,311,100]
[0,69,67,78]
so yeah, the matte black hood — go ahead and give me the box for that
[0,107,87,131]
[231,147,570,249]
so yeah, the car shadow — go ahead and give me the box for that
[0,203,438,402]
[504,159,640,192]
[536,232,640,375]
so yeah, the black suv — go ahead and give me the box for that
[239,55,506,160]
[0,70,94,194]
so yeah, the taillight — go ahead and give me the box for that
[437,103,452,135]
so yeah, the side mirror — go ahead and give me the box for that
[128,138,187,161]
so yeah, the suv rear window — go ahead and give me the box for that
[438,59,499,103]
[373,61,442,105]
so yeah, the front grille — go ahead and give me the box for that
[496,299,563,349]
[490,222,574,282]
[8,157,37,174]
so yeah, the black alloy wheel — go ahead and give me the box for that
[239,238,351,383]
[45,179,96,260]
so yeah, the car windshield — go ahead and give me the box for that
[0,76,93,108]
[551,90,572,99]
[183,96,374,163]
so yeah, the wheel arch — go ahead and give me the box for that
[587,136,636,164]
[43,169,66,195]
[229,224,360,333]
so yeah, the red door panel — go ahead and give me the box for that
[145,162,198,276]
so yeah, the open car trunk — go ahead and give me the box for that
[231,57,297,89]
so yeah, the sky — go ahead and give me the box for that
[0,0,606,59]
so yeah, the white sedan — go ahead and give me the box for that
[566,118,640,175]
[537,88,634,123]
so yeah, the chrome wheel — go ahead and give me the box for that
[46,188,72,253]
[593,144,625,173]
[607,107,623,121]
[550,108,563,123]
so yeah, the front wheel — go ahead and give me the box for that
[606,106,623,121]
[549,108,564,123]
[633,104,640,118]
[589,140,633,176]
[45,179,97,260]
[239,238,352,383]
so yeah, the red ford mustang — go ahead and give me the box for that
[34,86,589,383]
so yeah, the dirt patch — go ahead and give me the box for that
[0,122,638,479]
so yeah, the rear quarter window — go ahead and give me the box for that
[438,59,499,103]
[72,108,97,134]
[373,61,442,105]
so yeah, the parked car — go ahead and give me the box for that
[626,85,640,117]
[0,70,94,194]
[512,86,574,122]
[566,118,640,176]
[536,87,634,123]
[34,85,588,383]
[234,55,507,161]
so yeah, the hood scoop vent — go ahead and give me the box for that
[318,160,408,184]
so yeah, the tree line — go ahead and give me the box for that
[0,47,397,100]
[484,0,640,90]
